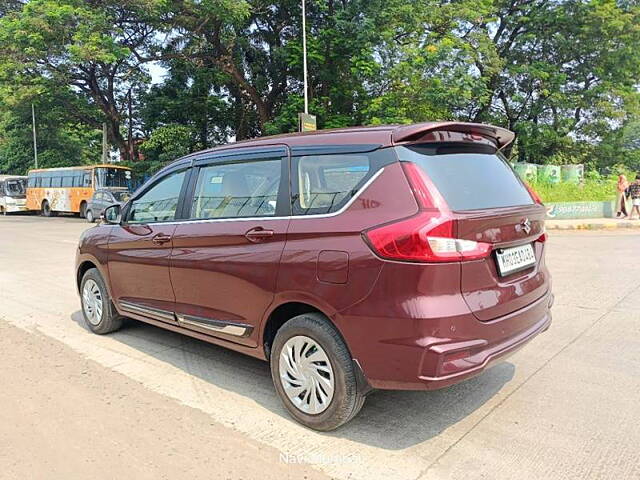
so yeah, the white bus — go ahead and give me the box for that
[0,175,28,215]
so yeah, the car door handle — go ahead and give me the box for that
[151,233,172,245]
[244,227,274,243]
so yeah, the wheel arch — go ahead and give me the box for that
[76,256,112,299]
[262,302,325,359]
[76,260,98,293]
[261,298,351,361]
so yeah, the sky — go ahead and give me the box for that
[147,61,167,85]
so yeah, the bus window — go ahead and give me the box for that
[41,175,51,188]
[51,172,62,188]
[72,171,82,187]
[62,175,73,187]
[83,170,92,187]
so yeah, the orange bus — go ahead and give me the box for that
[26,164,132,217]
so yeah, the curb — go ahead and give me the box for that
[547,221,640,230]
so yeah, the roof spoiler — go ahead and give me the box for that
[392,122,515,150]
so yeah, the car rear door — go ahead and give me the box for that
[169,146,290,347]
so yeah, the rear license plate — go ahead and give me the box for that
[495,244,536,276]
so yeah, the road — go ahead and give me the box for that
[0,215,639,480]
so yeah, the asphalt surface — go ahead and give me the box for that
[1,214,639,480]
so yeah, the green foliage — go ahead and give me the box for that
[531,178,615,203]
[0,88,101,174]
[139,125,195,165]
[529,167,637,203]
[0,0,638,188]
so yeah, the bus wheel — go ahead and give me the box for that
[79,201,87,219]
[41,200,54,217]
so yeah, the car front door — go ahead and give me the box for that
[108,167,189,322]
[169,147,290,347]
[92,192,105,214]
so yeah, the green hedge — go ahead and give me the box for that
[527,168,636,203]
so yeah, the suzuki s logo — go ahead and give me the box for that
[520,218,532,235]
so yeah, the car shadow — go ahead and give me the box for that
[71,311,514,450]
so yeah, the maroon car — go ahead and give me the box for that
[76,122,552,430]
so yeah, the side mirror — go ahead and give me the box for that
[101,204,122,225]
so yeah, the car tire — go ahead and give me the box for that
[86,209,95,223]
[270,312,366,431]
[80,268,124,335]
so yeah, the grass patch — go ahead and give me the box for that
[525,168,637,203]
[530,179,617,203]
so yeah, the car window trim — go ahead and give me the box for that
[191,145,288,166]
[290,144,382,156]
[137,167,384,226]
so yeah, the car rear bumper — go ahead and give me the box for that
[342,289,553,391]
[415,300,552,390]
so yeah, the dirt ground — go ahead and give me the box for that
[0,319,327,480]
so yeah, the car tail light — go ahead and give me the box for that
[363,163,492,263]
[525,182,543,205]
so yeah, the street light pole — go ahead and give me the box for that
[31,103,38,169]
[302,0,308,114]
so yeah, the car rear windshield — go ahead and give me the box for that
[395,144,534,211]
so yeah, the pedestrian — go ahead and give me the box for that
[616,174,629,218]
[629,174,640,220]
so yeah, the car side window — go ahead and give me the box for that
[127,170,186,224]
[190,158,282,219]
[292,153,372,215]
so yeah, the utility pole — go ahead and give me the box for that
[297,0,316,132]
[102,123,108,164]
[302,0,308,115]
[31,103,38,169]
[128,89,134,162]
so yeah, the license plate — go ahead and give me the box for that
[495,243,536,276]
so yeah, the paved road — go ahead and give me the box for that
[1,215,639,480]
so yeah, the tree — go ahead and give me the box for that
[139,59,233,150]
[0,86,101,174]
[0,0,164,160]
[1,0,639,173]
